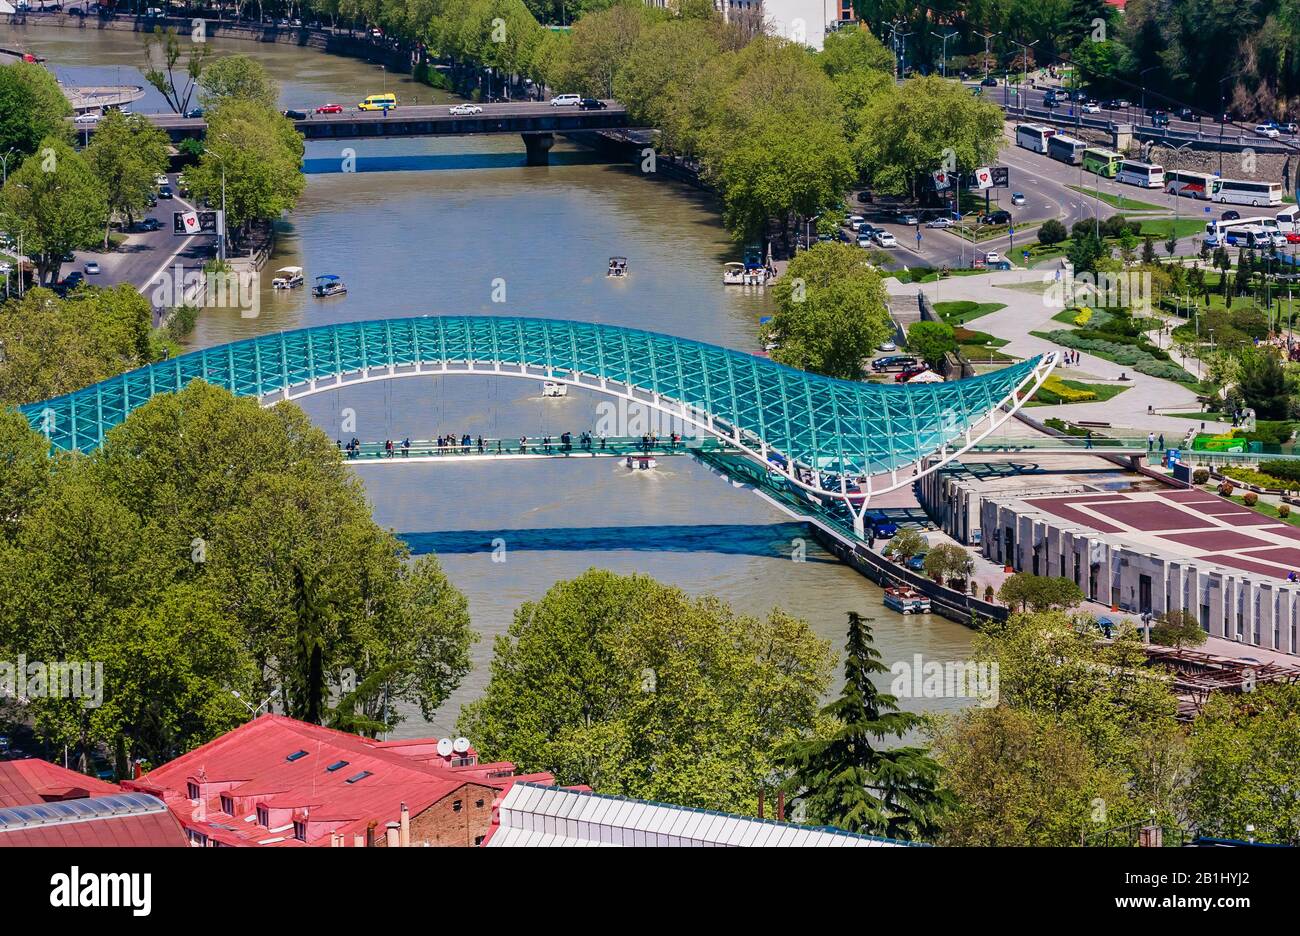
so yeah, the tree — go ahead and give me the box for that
[142,26,212,115]
[199,54,280,109]
[84,110,170,247]
[1149,609,1207,649]
[780,612,950,840]
[761,243,891,379]
[458,569,834,813]
[1067,228,1105,273]
[1038,218,1068,246]
[923,543,975,587]
[997,573,1084,613]
[906,320,957,367]
[1236,348,1292,419]
[0,137,108,285]
[883,528,927,563]
[0,61,72,162]
[0,411,51,543]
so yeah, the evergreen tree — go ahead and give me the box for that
[288,565,327,725]
[780,612,950,840]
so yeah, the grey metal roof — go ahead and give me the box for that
[0,792,168,832]
[489,783,919,847]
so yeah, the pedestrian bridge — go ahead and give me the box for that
[18,316,1056,532]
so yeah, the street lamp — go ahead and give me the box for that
[977,31,1001,83]
[1011,39,1038,116]
[931,30,958,79]
[1139,66,1159,121]
[1217,74,1235,176]
[0,147,14,186]
[232,688,280,719]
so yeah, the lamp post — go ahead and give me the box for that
[1139,65,1159,121]
[1011,39,1038,116]
[1217,74,1235,177]
[232,688,280,720]
[977,30,1001,83]
[931,30,957,79]
[0,147,13,186]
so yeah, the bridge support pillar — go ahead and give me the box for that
[522,132,554,166]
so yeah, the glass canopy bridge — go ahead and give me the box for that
[19,316,1062,536]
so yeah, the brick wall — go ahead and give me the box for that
[375,782,498,848]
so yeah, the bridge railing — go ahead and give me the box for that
[337,434,734,460]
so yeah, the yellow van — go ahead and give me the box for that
[358,93,397,112]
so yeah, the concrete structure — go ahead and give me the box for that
[486,782,917,847]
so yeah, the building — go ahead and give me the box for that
[122,714,555,847]
[485,782,920,847]
[0,759,187,847]
[643,1,852,51]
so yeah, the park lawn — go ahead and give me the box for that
[1216,491,1300,528]
[1067,184,1165,212]
[1028,379,1129,406]
[933,300,1006,325]
[1051,309,1090,325]
[1136,218,1205,240]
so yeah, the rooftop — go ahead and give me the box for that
[0,757,120,809]
[0,790,186,847]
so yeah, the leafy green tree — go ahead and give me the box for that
[761,243,891,379]
[923,543,975,587]
[997,573,1084,613]
[84,110,170,246]
[906,320,957,367]
[1236,348,1292,419]
[1067,228,1105,273]
[780,612,950,840]
[0,137,108,285]
[458,568,834,813]
[1149,609,1207,649]
[614,17,720,154]
[142,26,212,115]
[883,528,927,563]
[0,61,72,163]
[0,411,51,543]
[199,53,280,109]
[1038,218,1068,246]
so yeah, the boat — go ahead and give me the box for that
[607,257,628,278]
[312,274,347,298]
[541,381,567,398]
[625,454,657,470]
[272,266,304,289]
[723,262,746,285]
[883,586,932,615]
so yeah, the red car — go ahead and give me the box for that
[1287,232,1300,244]
[315,103,344,114]
[895,366,930,383]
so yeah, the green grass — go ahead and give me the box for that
[1067,184,1165,212]
[1028,379,1130,406]
[884,268,989,284]
[1051,308,1088,325]
[1218,491,1300,527]
[1136,218,1206,240]
[933,300,1006,325]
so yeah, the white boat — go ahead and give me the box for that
[541,381,567,397]
[312,274,347,298]
[272,266,304,289]
[883,586,931,614]
[625,454,657,470]
[723,262,747,285]
[607,256,628,278]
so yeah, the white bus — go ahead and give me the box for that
[1165,169,1214,200]
[1223,225,1276,250]
[1205,216,1280,239]
[1047,133,1087,165]
[1116,160,1164,188]
[1277,205,1300,233]
[1015,123,1056,154]
[1211,177,1283,206]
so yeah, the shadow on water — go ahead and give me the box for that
[302,151,609,173]
[400,522,837,560]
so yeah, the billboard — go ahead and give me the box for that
[173,210,223,235]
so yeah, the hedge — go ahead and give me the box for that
[1042,329,1195,382]
[1259,460,1300,483]
[1035,376,1098,405]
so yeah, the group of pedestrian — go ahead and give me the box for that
[1146,431,1166,453]
[1059,348,1081,366]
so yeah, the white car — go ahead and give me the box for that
[878,341,897,352]
[875,231,898,248]
[449,103,483,116]
[550,94,581,107]
[155,173,169,185]
[84,261,101,275]
[984,251,1003,263]
[845,215,865,230]
[1082,102,1100,114]
[74,112,100,124]
[925,217,954,228]
[1255,124,1280,139]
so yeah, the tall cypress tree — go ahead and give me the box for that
[288,565,327,725]
[780,612,950,841]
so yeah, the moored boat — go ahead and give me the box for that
[883,586,932,614]
[625,454,657,470]
[272,266,304,289]
[312,274,347,297]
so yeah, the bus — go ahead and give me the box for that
[1205,216,1280,238]
[1047,134,1087,166]
[1116,160,1164,188]
[1223,225,1276,250]
[1211,178,1283,206]
[1277,205,1300,234]
[1015,123,1056,154]
[1165,169,1214,200]
[1082,147,1123,178]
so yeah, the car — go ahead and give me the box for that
[856,233,874,248]
[984,250,1003,264]
[549,94,581,107]
[844,214,865,230]
[867,514,898,538]
[84,261,100,275]
[61,271,84,287]
[1151,112,1170,126]
[871,355,918,372]
[980,210,1011,225]
[158,185,173,199]
[358,93,397,112]
[73,112,99,124]
[155,173,169,186]
[858,223,879,237]
[896,212,919,225]
[877,341,897,352]
[1082,102,1100,114]
[1255,123,1280,139]
[875,231,898,247]
[1221,210,1241,221]
[577,98,608,110]
[905,553,928,573]
[1287,232,1300,244]
[184,107,204,118]
[895,366,931,383]
[925,217,954,228]
[1071,90,1088,102]
[981,76,998,87]
[282,109,307,120]
[1177,107,1201,122]
[315,103,344,114]
[448,103,483,116]
[1010,192,1026,206]
[1281,122,1299,134]
[139,217,162,232]
[1042,97,1059,108]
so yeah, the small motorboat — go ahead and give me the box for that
[312,274,347,298]
[883,586,931,615]
[541,381,567,398]
[607,257,628,278]
[625,454,657,470]
[723,262,746,285]
[272,266,304,289]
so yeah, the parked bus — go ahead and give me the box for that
[1082,147,1122,178]
[1015,123,1056,154]
[1205,216,1280,238]
[1165,169,1214,200]
[1116,160,1164,188]
[1277,205,1300,233]
[1046,134,1087,165]
[1211,177,1283,206]
[1223,225,1275,250]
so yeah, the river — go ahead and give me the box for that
[5,23,977,736]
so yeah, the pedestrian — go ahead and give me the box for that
[868,527,876,550]
[1147,431,1155,452]
[1159,433,1165,451]
[402,437,410,457]
[1085,429,1093,449]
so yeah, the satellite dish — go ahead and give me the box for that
[436,738,453,757]
[452,737,471,754]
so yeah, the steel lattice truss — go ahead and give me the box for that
[19,316,1049,482]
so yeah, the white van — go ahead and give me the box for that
[550,94,581,107]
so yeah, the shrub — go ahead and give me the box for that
[1259,460,1300,484]
[983,584,995,603]
[1038,218,1068,246]
[1192,468,1209,485]
[1218,480,1235,496]
[1280,504,1292,518]
[1244,491,1259,507]
[1072,307,1093,327]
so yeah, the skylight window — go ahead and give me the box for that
[326,760,350,772]
[345,770,373,784]
[286,750,309,762]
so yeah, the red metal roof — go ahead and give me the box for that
[0,758,120,808]
[0,804,188,847]
[123,714,553,846]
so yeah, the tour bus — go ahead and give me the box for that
[1211,177,1283,206]
[1205,216,1280,239]
[1015,123,1056,154]
[1165,169,1215,200]
[1223,225,1275,250]
[1046,133,1087,166]
[1116,159,1165,188]
[358,92,398,111]
[1082,147,1123,178]
[1277,205,1300,233]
